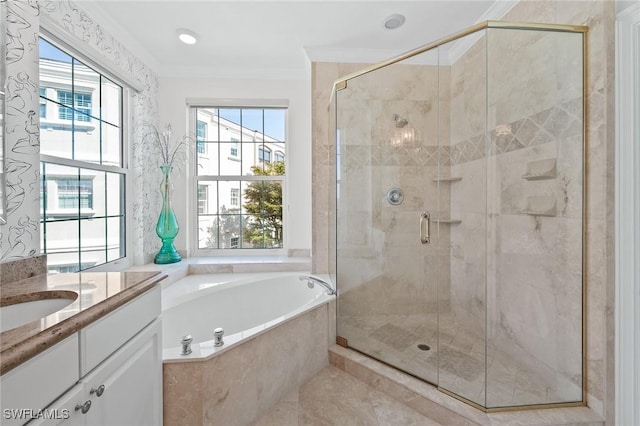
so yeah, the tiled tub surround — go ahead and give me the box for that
[162,272,335,426]
[0,271,164,375]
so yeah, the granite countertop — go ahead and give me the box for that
[0,271,165,375]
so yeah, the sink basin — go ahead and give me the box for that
[0,291,78,333]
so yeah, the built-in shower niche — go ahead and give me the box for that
[334,21,585,412]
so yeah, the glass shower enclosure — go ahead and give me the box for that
[332,21,586,411]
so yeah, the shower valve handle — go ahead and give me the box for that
[420,211,431,245]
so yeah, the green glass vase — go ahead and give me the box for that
[154,164,181,264]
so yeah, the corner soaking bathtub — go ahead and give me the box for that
[161,271,334,361]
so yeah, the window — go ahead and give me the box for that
[274,151,284,163]
[196,120,207,154]
[258,146,271,163]
[197,184,208,214]
[194,106,286,250]
[57,90,91,122]
[39,88,47,118]
[230,188,239,207]
[230,237,239,248]
[39,37,126,273]
[230,137,239,157]
[55,177,93,210]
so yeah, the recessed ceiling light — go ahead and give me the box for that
[177,28,198,45]
[384,14,406,30]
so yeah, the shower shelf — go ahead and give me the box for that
[522,173,556,181]
[432,177,462,183]
[523,196,556,217]
[432,218,462,224]
[523,210,556,217]
[522,158,557,180]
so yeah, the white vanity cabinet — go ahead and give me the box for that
[81,319,162,426]
[25,285,162,426]
[0,334,79,426]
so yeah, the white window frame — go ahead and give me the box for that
[39,30,133,272]
[188,99,288,256]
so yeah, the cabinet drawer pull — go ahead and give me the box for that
[90,384,105,397]
[75,400,92,414]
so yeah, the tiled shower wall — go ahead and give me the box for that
[334,63,449,321]
[312,0,614,420]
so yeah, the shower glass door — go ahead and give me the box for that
[334,21,585,412]
[436,31,488,407]
[335,48,441,384]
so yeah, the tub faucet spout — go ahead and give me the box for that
[299,275,336,295]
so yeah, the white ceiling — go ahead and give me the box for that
[79,0,514,79]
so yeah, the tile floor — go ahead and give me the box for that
[252,366,443,426]
[339,312,581,407]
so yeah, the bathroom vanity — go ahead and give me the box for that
[0,271,164,426]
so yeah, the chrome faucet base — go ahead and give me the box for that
[181,335,193,356]
[213,327,224,347]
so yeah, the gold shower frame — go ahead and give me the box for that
[332,20,588,413]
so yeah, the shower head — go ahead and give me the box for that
[393,114,408,128]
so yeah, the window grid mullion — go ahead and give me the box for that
[71,60,75,161]
[104,171,108,261]
[99,75,103,165]
[76,167,81,271]
[42,163,47,253]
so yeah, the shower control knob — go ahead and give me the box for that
[386,188,404,206]
[213,328,224,347]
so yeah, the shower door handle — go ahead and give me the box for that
[420,211,431,245]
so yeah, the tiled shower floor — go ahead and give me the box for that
[252,365,443,426]
[338,313,578,407]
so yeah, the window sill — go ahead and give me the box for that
[125,255,311,287]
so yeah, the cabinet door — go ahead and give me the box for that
[82,319,162,426]
[1,334,79,426]
[28,384,86,426]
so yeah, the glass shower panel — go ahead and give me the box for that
[328,88,337,286]
[336,48,441,384]
[436,31,488,407]
[485,28,584,409]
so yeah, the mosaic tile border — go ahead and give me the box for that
[336,97,582,169]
